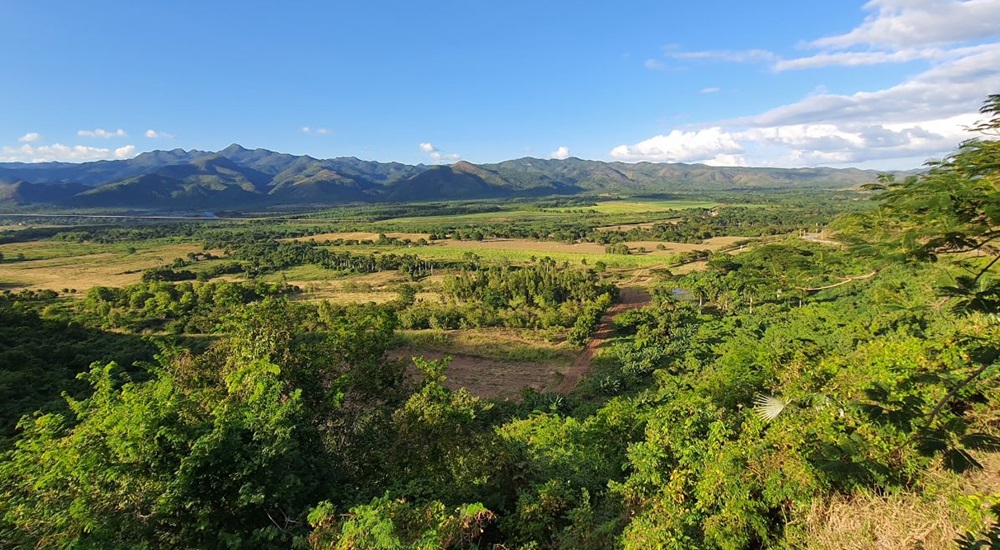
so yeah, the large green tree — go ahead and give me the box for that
[0,299,404,548]
[843,94,1000,312]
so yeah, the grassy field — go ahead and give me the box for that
[271,270,430,304]
[319,235,749,269]
[0,230,750,292]
[545,199,718,214]
[330,241,676,268]
[0,198,750,295]
[373,209,580,228]
[0,240,207,291]
[361,198,720,231]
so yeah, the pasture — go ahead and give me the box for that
[545,199,718,214]
[0,240,207,292]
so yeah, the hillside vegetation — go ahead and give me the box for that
[0,143,916,210]
[0,97,997,548]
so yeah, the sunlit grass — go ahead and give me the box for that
[546,199,718,214]
[0,241,208,291]
[325,242,678,268]
[395,328,575,364]
[376,209,574,228]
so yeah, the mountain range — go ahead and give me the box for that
[0,144,901,210]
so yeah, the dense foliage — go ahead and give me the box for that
[0,298,155,443]
[1,97,999,548]
[402,260,618,333]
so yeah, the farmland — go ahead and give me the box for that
[2,180,998,547]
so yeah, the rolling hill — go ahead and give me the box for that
[0,145,907,210]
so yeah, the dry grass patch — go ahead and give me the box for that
[0,243,206,291]
[343,271,413,286]
[670,260,708,274]
[294,283,399,304]
[799,453,1000,549]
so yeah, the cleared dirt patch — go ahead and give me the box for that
[553,286,652,394]
[398,328,573,364]
[670,260,709,274]
[393,349,561,400]
[392,328,576,400]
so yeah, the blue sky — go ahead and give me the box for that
[2,0,998,168]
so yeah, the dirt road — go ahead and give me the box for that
[551,286,652,394]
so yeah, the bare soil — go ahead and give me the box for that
[552,286,652,393]
[391,349,561,400]
[392,289,653,400]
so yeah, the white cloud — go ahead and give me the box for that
[430,151,461,162]
[302,126,332,135]
[706,154,749,167]
[670,49,777,64]
[0,143,137,163]
[669,1,1000,73]
[78,128,126,138]
[644,59,667,71]
[418,142,460,162]
[737,46,1000,128]
[612,104,984,167]
[550,146,571,160]
[612,94,986,167]
[145,129,175,139]
[812,0,1000,50]
[18,132,42,143]
[775,49,934,71]
[611,128,744,164]
[700,87,720,94]
[619,0,1000,167]
[738,119,967,165]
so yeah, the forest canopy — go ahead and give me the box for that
[0,96,999,548]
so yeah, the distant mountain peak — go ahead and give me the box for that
[220,143,249,154]
[0,145,915,211]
